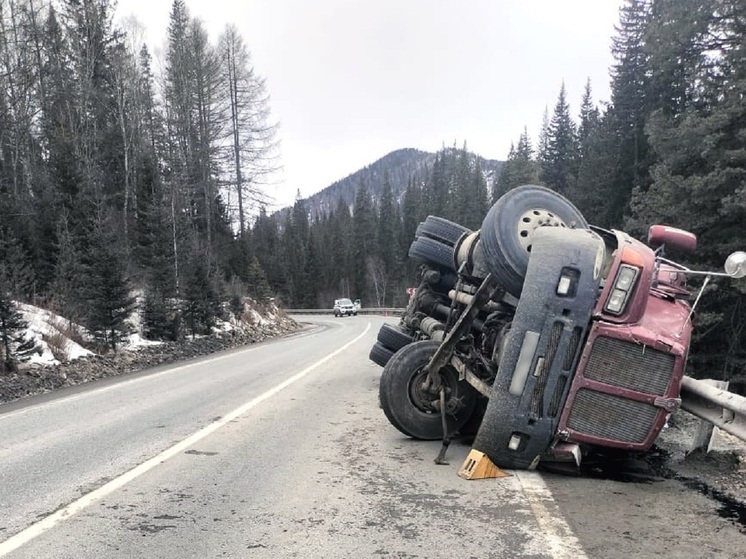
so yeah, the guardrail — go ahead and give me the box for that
[680,376,746,447]
[285,308,406,316]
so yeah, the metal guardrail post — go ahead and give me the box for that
[680,376,746,448]
[688,380,729,452]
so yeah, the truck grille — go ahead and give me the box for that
[584,337,675,396]
[567,390,659,444]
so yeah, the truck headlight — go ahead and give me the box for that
[605,264,639,315]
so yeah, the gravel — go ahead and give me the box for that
[655,410,746,508]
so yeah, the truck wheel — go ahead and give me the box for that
[369,342,395,368]
[415,216,471,246]
[379,340,476,440]
[480,184,588,297]
[377,323,414,352]
[408,236,456,272]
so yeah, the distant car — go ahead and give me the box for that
[333,298,357,317]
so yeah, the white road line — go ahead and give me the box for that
[515,471,588,558]
[0,323,371,557]
[0,346,263,422]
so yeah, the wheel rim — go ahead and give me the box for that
[407,366,462,415]
[517,208,567,252]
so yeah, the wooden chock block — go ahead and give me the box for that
[458,449,510,480]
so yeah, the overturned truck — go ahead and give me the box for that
[370,185,746,470]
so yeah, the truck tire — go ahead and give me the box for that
[379,340,476,440]
[408,236,456,272]
[480,184,588,297]
[377,323,414,352]
[369,342,395,368]
[415,216,471,247]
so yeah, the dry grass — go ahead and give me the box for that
[43,315,90,360]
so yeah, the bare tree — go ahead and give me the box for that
[217,24,279,236]
[0,0,43,202]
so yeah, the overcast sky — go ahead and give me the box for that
[115,0,624,209]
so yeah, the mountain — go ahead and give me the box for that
[279,148,503,220]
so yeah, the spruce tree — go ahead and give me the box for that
[253,206,285,295]
[303,230,322,308]
[493,129,539,201]
[567,81,606,222]
[376,172,398,305]
[330,197,354,298]
[182,258,221,337]
[0,231,34,301]
[352,180,376,302]
[596,0,655,227]
[247,256,272,302]
[142,287,176,341]
[541,83,579,196]
[0,272,28,373]
[624,0,746,380]
[84,223,136,352]
[50,214,86,319]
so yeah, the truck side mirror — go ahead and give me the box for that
[725,251,746,278]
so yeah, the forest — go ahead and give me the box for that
[0,0,745,382]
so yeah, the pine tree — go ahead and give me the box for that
[281,195,309,306]
[577,79,600,156]
[0,231,34,301]
[567,80,605,221]
[303,230,322,307]
[493,128,539,201]
[247,256,272,302]
[253,206,285,295]
[603,0,655,225]
[541,83,578,196]
[0,273,28,373]
[427,152,448,217]
[329,197,354,298]
[624,0,746,380]
[352,180,376,302]
[84,222,136,352]
[536,107,550,182]
[50,214,86,319]
[142,286,176,341]
[376,172,398,305]
[401,177,422,245]
[182,258,221,337]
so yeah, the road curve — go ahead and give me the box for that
[0,316,742,558]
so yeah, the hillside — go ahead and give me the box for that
[281,148,503,219]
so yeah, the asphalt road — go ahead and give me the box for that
[0,316,743,558]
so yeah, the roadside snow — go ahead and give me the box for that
[16,303,93,365]
[8,298,294,373]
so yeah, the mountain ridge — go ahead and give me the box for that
[277,147,503,219]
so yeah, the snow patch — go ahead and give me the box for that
[15,303,94,366]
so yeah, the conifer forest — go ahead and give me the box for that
[0,0,745,383]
